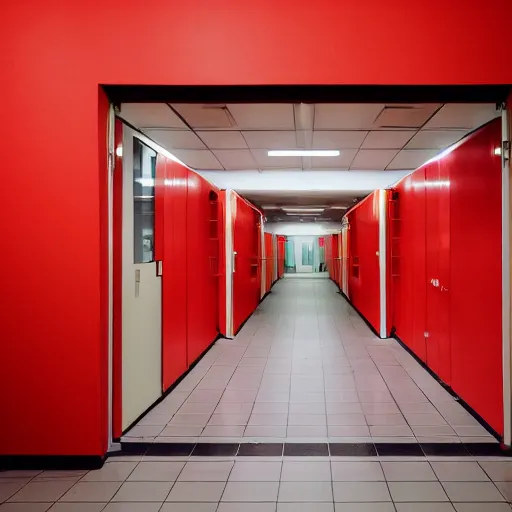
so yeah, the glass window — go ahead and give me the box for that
[133,138,157,263]
[301,242,313,265]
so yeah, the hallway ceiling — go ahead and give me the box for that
[118,102,499,222]
[118,102,499,172]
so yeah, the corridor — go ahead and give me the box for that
[123,278,494,445]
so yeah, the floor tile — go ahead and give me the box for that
[192,444,239,456]
[329,443,377,457]
[110,481,172,502]
[328,415,367,426]
[281,461,331,481]
[202,426,245,437]
[480,461,512,481]
[431,461,489,481]
[101,504,162,512]
[58,482,122,502]
[331,462,384,482]
[244,426,287,438]
[283,443,329,456]
[159,426,204,437]
[48,505,107,511]
[442,481,505,502]
[287,425,328,437]
[229,461,282,481]
[0,483,29,503]
[381,462,436,481]
[0,505,53,512]
[253,403,289,414]
[394,505,455,511]
[290,403,327,414]
[333,482,391,502]
[279,503,333,512]
[159,504,217,512]
[166,481,225,502]
[248,414,288,426]
[222,482,279,502]
[452,505,512,511]
[178,461,233,481]
[334,505,396,512]
[388,482,449,502]
[278,482,333,502]
[81,462,137,482]
[219,504,277,512]
[288,414,327,426]
[9,482,77,503]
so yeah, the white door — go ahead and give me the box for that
[121,126,162,430]
[294,236,315,273]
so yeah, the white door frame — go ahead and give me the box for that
[378,189,388,339]
[225,189,235,338]
[294,236,315,273]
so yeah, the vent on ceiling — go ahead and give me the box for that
[374,105,433,129]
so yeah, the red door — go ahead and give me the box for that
[425,161,451,384]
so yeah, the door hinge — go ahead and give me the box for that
[502,140,510,164]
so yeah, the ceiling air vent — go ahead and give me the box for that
[171,104,237,129]
[374,105,436,129]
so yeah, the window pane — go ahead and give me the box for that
[133,138,156,263]
[301,242,313,265]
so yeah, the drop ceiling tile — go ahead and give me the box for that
[310,149,358,169]
[170,149,224,170]
[172,104,236,129]
[251,149,302,168]
[228,104,295,130]
[242,131,297,149]
[119,103,187,129]
[361,130,415,149]
[351,149,400,170]
[312,131,368,149]
[423,103,499,129]
[314,104,385,130]
[406,130,468,149]
[387,149,440,170]
[196,131,247,149]
[143,129,206,150]
[373,105,440,129]
[212,149,258,170]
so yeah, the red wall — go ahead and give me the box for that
[2,0,511,457]
[233,195,262,333]
[391,119,502,433]
[264,232,274,294]
[277,236,286,278]
[347,192,382,334]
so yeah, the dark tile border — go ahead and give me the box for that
[111,441,512,459]
[0,455,105,471]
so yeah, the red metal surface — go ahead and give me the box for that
[265,232,273,294]
[232,195,261,333]
[347,192,381,333]
[391,119,502,433]
[186,173,220,365]
[277,235,286,278]
[2,0,511,457]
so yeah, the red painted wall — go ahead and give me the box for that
[347,192,381,333]
[277,236,286,278]
[391,119,502,433]
[264,233,274,294]
[233,195,261,333]
[2,0,511,457]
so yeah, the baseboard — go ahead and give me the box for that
[0,455,105,471]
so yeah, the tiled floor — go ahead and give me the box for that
[123,277,495,445]
[3,457,512,510]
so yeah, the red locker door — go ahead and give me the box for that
[425,162,451,384]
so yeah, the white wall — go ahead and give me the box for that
[265,222,340,236]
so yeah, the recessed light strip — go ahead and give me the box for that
[268,150,340,157]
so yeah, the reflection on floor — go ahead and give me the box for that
[124,278,494,444]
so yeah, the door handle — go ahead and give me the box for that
[430,278,440,288]
[156,260,163,277]
[233,251,237,273]
[135,269,140,297]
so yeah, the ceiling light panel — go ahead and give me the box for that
[227,103,295,130]
[351,149,400,170]
[361,130,415,149]
[242,130,297,149]
[196,131,248,149]
[423,103,499,130]
[405,130,468,149]
[373,105,440,129]
[170,149,224,170]
[387,149,440,170]
[212,149,257,170]
[172,104,235,129]
[143,129,206,150]
[251,149,302,168]
[314,104,385,130]
[312,131,368,149]
[268,150,340,157]
[119,103,187,129]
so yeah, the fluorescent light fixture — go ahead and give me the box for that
[282,207,325,213]
[285,212,319,216]
[330,206,348,210]
[268,150,340,157]
[262,205,279,209]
